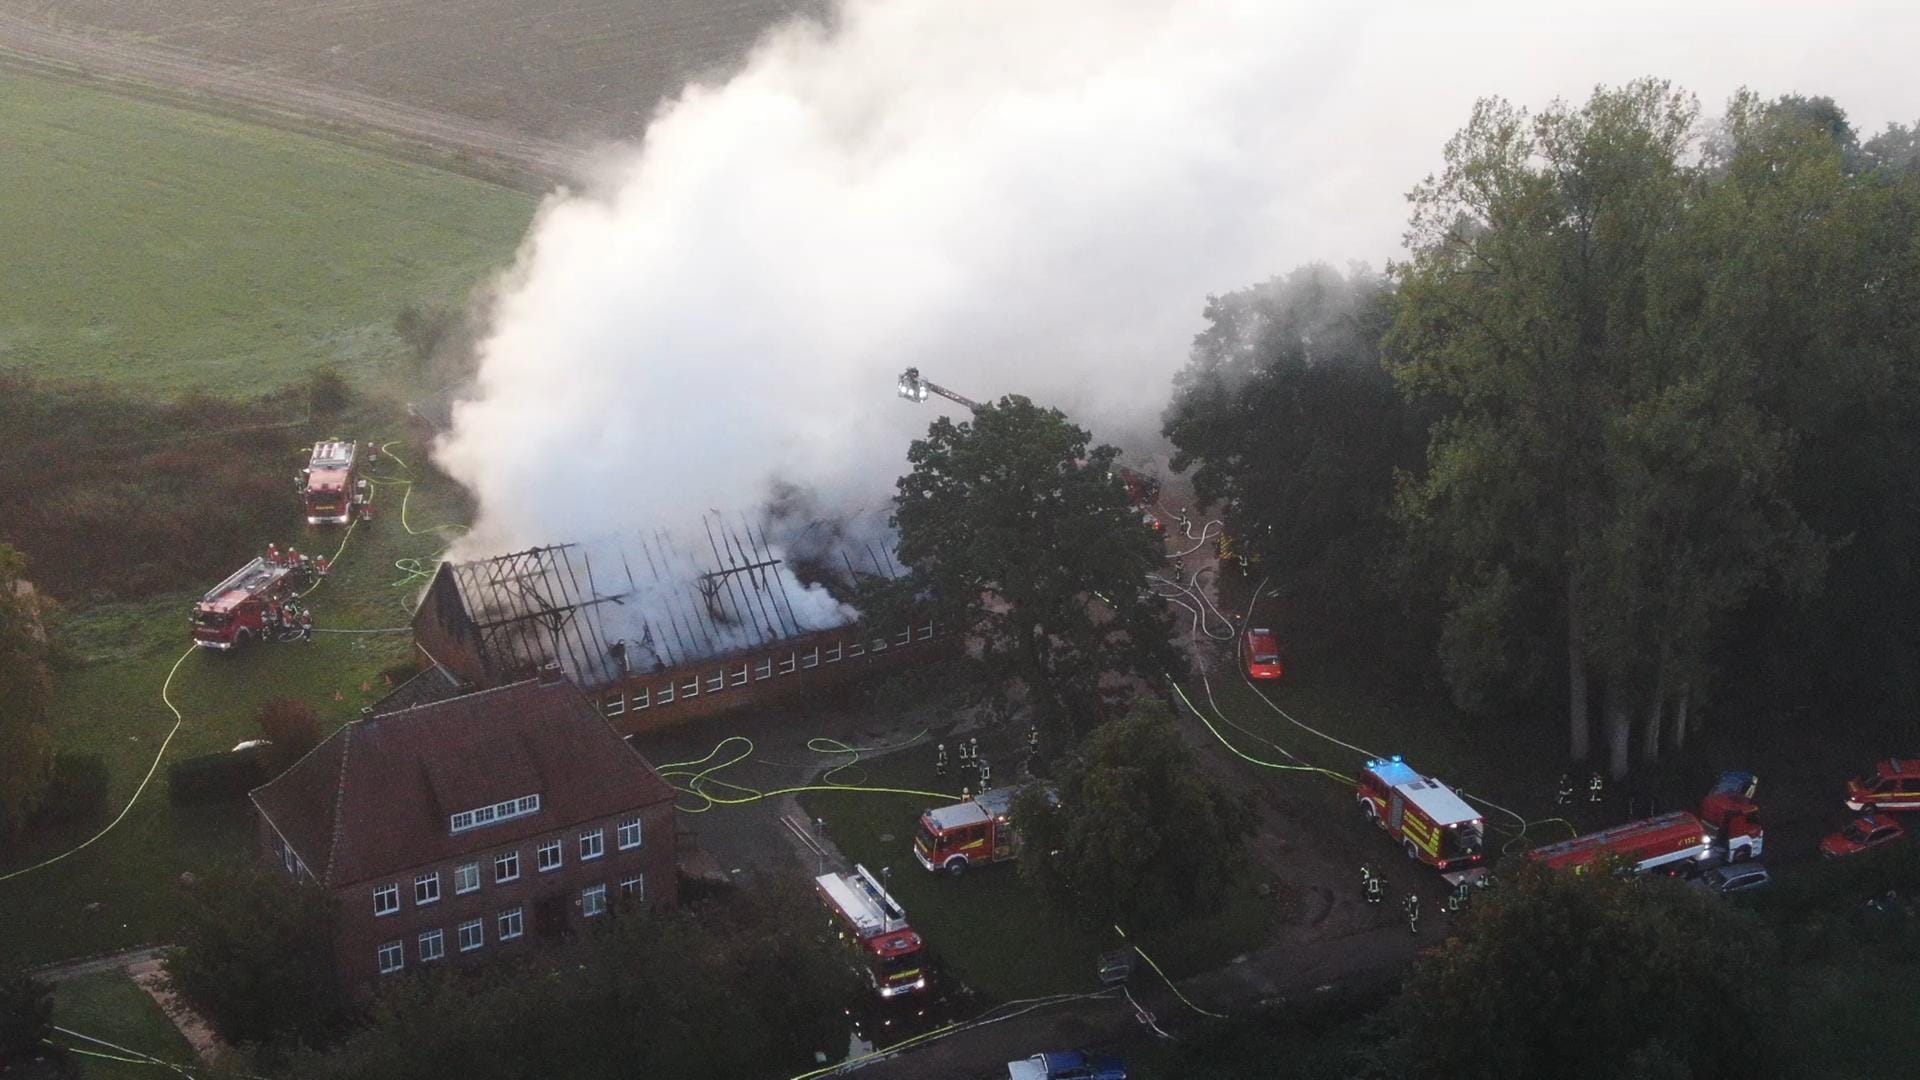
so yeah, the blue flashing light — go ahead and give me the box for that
[1392,754,1403,763]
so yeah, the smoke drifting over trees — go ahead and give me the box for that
[433,0,1920,620]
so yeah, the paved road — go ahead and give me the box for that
[31,944,166,982]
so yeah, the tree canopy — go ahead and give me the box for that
[288,880,858,1080]
[1014,698,1256,929]
[1394,864,1782,1080]
[0,544,56,839]
[893,396,1182,746]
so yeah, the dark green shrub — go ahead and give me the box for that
[30,753,108,827]
[168,746,268,806]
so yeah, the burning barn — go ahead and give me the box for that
[410,520,941,733]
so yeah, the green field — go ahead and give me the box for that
[0,67,533,395]
[52,971,200,1080]
[0,423,472,967]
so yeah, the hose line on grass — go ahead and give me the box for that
[657,733,959,814]
[0,645,196,885]
[1112,924,1228,1020]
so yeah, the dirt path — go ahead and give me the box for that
[31,944,166,983]
[0,11,582,180]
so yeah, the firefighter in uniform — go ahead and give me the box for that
[1365,870,1384,906]
[978,759,992,788]
[1028,725,1039,755]
[1556,773,1574,806]
[1403,893,1420,934]
[1589,771,1605,803]
[266,543,281,566]
[299,609,314,644]
[968,736,980,765]
[935,743,948,778]
[1447,881,1469,915]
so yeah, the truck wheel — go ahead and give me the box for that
[232,629,253,653]
[1361,800,1378,825]
[1730,845,1749,863]
[1404,839,1419,862]
[944,857,967,877]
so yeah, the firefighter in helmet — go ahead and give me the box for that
[1403,892,1420,934]
[1365,869,1384,906]
[1556,773,1574,806]
[300,608,314,644]
[1589,771,1605,803]
[935,743,948,778]
[266,543,281,566]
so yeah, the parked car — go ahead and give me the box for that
[1820,814,1906,858]
[1007,1050,1128,1080]
[1691,863,1771,897]
[1242,627,1284,681]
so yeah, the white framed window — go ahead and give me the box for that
[918,622,935,641]
[603,692,626,717]
[378,940,404,975]
[895,628,912,646]
[778,653,796,675]
[617,816,643,850]
[802,647,820,669]
[373,882,400,916]
[754,658,773,680]
[582,883,607,917]
[826,643,843,663]
[681,676,700,698]
[458,918,485,952]
[495,850,520,883]
[730,665,749,687]
[538,840,563,872]
[497,906,524,941]
[454,862,480,895]
[705,670,724,693]
[579,828,605,861]
[849,642,866,658]
[414,871,441,906]
[657,683,675,705]
[418,929,445,962]
[449,793,541,835]
[620,875,644,901]
[632,687,650,711]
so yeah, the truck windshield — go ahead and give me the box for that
[878,952,922,976]
[916,821,940,853]
[191,610,230,628]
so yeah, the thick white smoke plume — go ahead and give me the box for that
[434,0,1917,658]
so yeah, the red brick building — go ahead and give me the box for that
[250,676,678,986]
[410,543,948,736]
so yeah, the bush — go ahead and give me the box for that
[306,366,352,415]
[254,699,319,771]
[0,969,55,1061]
[168,747,268,806]
[30,753,108,827]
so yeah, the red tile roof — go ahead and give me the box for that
[251,678,677,888]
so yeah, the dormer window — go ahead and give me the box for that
[449,793,541,835]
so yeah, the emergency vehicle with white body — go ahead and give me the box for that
[190,557,299,651]
[1356,757,1487,882]
[299,440,362,525]
[915,787,1023,875]
[816,865,929,999]
[1529,772,1764,876]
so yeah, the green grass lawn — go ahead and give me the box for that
[0,418,472,967]
[52,971,198,1080]
[0,67,533,396]
[799,749,1276,1002]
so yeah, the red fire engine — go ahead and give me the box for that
[190,557,300,651]
[1529,772,1764,876]
[915,787,1022,875]
[1113,465,1160,508]
[300,440,363,525]
[815,865,929,999]
[1356,757,1487,881]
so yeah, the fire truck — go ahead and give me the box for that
[815,865,930,999]
[1529,772,1764,876]
[1356,757,1487,882]
[1113,465,1159,508]
[299,440,363,524]
[190,557,300,651]
[915,787,1023,875]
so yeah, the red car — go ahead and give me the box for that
[1242,628,1283,681]
[1820,814,1906,858]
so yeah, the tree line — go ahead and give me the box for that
[1164,81,1920,777]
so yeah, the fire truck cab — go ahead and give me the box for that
[816,865,929,999]
[915,787,1022,876]
[190,557,297,651]
[1356,757,1487,882]
[300,440,362,525]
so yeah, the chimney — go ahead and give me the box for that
[537,661,565,686]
